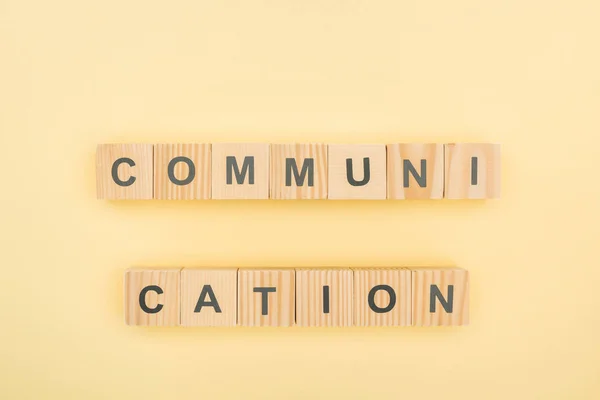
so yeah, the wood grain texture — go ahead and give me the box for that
[328,144,387,199]
[412,268,469,326]
[445,143,501,199]
[180,268,237,327]
[124,269,181,326]
[96,144,153,199]
[154,144,211,200]
[295,268,352,327]
[270,144,327,199]
[211,143,270,199]
[353,268,411,326]
[238,269,295,327]
[387,143,444,199]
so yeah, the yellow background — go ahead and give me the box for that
[1,1,599,398]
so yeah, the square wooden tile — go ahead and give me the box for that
[387,143,444,199]
[96,144,154,199]
[412,268,469,326]
[124,269,181,326]
[270,144,328,199]
[353,268,411,326]
[445,143,501,199]
[180,268,237,327]
[328,144,387,199]
[211,143,270,199]
[238,269,295,327]
[296,268,352,327]
[154,144,211,199]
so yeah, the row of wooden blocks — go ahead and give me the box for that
[124,268,469,327]
[97,143,500,200]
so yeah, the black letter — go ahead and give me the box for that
[253,287,276,315]
[368,285,396,313]
[430,285,454,313]
[139,285,163,314]
[323,285,330,314]
[471,157,478,185]
[285,158,314,186]
[111,157,136,186]
[226,156,254,184]
[168,156,195,186]
[403,159,427,188]
[194,285,222,313]
[346,158,370,186]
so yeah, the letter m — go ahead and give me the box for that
[226,156,254,184]
[285,158,314,186]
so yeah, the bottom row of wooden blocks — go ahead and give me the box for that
[124,268,469,327]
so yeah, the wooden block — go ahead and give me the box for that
[96,144,154,199]
[445,143,501,199]
[387,143,444,199]
[124,269,181,326]
[238,269,295,326]
[295,268,352,327]
[270,144,328,199]
[412,268,469,326]
[211,143,270,199]
[154,144,211,199]
[180,268,237,327]
[328,144,386,199]
[353,268,411,326]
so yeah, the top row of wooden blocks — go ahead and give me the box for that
[96,143,501,200]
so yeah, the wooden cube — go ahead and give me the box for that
[154,144,211,200]
[96,144,154,199]
[180,268,237,327]
[328,144,386,199]
[124,269,181,326]
[238,269,295,327]
[387,143,444,199]
[296,268,352,327]
[211,143,270,199]
[353,268,411,326]
[412,268,469,326]
[270,144,328,199]
[445,143,501,199]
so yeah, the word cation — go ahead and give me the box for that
[125,268,469,327]
[97,143,500,200]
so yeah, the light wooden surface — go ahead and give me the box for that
[387,143,444,199]
[154,144,211,200]
[238,269,295,327]
[211,143,270,199]
[96,144,154,199]
[296,268,353,327]
[353,268,412,326]
[270,144,328,199]
[124,269,181,326]
[180,268,238,327]
[445,143,501,199]
[328,144,387,199]
[412,268,469,326]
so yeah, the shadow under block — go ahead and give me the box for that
[387,143,444,199]
[96,144,154,199]
[270,144,328,199]
[296,269,352,327]
[412,268,469,326]
[124,269,181,326]
[353,268,411,326]
[445,143,501,199]
[154,144,211,200]
[181,268,237,327]
[328,144,387,199]
[238,269,295,327]
[211,143,270,199]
